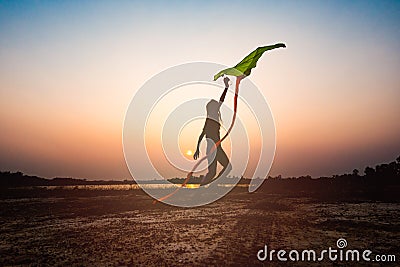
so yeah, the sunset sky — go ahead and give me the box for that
[1,1,399,180]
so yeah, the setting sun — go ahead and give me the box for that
[186,150,193,156]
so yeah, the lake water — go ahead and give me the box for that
[17,183,251,191]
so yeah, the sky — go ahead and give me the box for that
[1,0,399,180]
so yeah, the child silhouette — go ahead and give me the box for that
[194,77,232,185]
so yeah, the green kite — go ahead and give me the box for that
[213,43,286,81]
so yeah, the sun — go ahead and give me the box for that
[186,150,193,156]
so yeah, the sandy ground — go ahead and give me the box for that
[0,187,399,266]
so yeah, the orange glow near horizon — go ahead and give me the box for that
[0,1,399,180]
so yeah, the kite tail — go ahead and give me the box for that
[153,76,243,204]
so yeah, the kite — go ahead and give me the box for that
[155,43,286,203]
[213,43,286,80]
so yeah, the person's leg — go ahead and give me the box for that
[201,139,217,185]
[216,146,232,178]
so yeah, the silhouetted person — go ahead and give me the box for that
[194,77,232,185]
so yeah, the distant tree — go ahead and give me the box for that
[352,169,359,176]
[388,161,398,176]
[395,156,400,176]
[376,163,392,179]
[397,158,400,176]
[364,166,375,177]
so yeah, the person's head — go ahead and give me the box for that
[206,99,221,122]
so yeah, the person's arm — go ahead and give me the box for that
[219,77,230,103]
[193,130,205,160]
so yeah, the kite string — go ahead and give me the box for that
[154,76,242,204]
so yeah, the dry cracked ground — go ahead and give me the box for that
[0,188,399,266]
